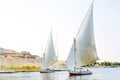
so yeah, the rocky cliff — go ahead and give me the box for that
[0,47,66,69]
[0,48,41,66]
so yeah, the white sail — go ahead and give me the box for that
[66,2,99,70]
[41,30,57,69]
[66,44,76,71]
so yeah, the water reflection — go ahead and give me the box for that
[67,75,90,80]
[0,71,91,80]
[0,68,120,80]
[0,72,39,80]
[40,71,68,80]
[0,75,25,80]
[41,73,54,80]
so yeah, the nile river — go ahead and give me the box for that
[0,68,120,80]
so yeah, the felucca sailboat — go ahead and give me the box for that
[66,1,99,76]
[40,30,58,73]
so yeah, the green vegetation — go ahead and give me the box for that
[84,61,120,67]
[84,62,98,67]
[1,61,120,72]
[1,66,40,72]
[100,61,120,67]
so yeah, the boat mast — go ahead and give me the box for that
[73,38,77,71]
[56,34,59,60]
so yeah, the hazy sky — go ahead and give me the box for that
[0,0,120,62]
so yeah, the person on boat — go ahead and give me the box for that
[80,67,82,72]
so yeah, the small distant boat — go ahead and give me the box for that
[40,68,55,73]
[69,70,92,76]
[40,30,58,73]
[66,1,99,76]
[0,70,16,73]
[0,48,16,73]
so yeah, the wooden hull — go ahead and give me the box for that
[69,70,92,76]
[40,69,55,73]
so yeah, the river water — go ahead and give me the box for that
[0,68,120,80]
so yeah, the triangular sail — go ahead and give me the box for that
[41,30,57,69]
[66,2,99,70]
[66,44,76,70]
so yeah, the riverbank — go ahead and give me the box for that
[1,61,66,72]
[1,65,40,72]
